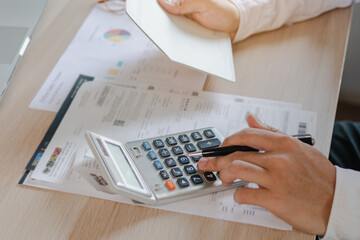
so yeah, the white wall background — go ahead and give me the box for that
[340,3,360,105]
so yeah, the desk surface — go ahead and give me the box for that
[0,0,351,239]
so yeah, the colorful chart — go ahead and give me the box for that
[104,29,131,42]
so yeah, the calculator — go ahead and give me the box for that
[85,127,247,205]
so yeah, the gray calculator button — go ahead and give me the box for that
[159,170,169,180]
[166,137,177,146]
[190,174,204,185]
[203,129,215,138]
[191,132,203,141]
[158,148,171,158]
[164,158,177,167]
[191,156,201,162]
[184,143,196,152]
[204,172,217,182]
[178,155,190,165]
[178,134,190,143]
[171,167,183,177]
[171,146,183,155]
[197,138,221,150]
[184,165,197,175]
[153,139,165,148]
[177,178,189,188]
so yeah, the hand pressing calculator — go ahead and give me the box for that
[86,128,247,205]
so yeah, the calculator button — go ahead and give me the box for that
[191,156,201,162]
[178,155,190,165]
[184,165,197,175]
[191,132,203,141]
[166,137,177,146]
[184,143,196,152]
[203,129,215,138]
[158,148,171,158]
[177,178,190,188]
[165,180,176,190]
[153,160,163,170]
[160,170,170,180]
[147,151,158,160]
[197,138,221,150]
[190,175,204,185]
[204,172,217,182]
[171,146,184,155]
[153,139,165,148]
[164,158,177,167]
[142,141,152,151]
[178,134,190,143]
[171,167,183,177]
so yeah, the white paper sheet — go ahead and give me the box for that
[126,0,235,82]
[27,81,317,230]
[30,7,207,112]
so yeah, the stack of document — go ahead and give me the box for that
[22,75,317,231]
[22,5,318,231]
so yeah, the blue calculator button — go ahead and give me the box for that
[166,137,177,146]
[164,158,177,167]
[203,129,215,138]
[142,141,152,151]
[153,139,165,148]
[197,138,221,150]
[177,178,190,188]
[184,143,196,152]
[191,156,201,162]
[159,170,169,180]
[178,134,190,143]
[172,146,184,155]
[190,174,204,185]
[147,151,158,160]
[184,165,197,175]
[191,132,203,141]
[178,155,190,165]
[171,167,183,177]
[153,160,163,170]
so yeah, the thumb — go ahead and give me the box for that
[246,113,280,133]
[157,0,205,15]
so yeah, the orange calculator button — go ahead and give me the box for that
[165,180,176,191]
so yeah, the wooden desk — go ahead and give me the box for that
[0,0,351,239]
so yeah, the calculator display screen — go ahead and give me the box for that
[106,142,143,191]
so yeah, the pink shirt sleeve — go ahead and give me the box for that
[230,0,353,42]
[321,166,360,239]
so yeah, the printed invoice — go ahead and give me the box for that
[26,80,317,230]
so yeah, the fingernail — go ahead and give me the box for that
[198,157,209,169]
[253,114,262,124]
[160,0,179,7]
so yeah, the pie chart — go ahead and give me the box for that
[104,29,131,42]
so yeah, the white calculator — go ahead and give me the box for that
[85,127,247,205]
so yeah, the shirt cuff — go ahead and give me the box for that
[229,0,277,43]
[321,166,360,240]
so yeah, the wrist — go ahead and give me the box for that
[227,0,240,41]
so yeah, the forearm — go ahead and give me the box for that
[230,0,353,42]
